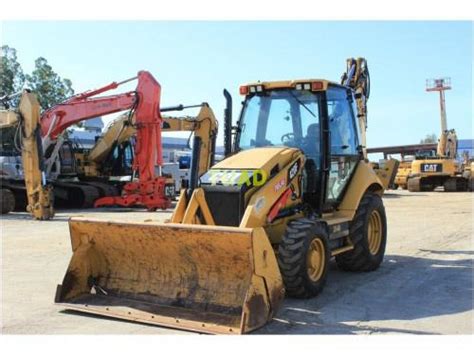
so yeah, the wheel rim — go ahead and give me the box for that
[368,210,382,255]
[306,238,325,282]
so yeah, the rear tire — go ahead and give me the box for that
[336,193,387,272]
[277,218,330,298]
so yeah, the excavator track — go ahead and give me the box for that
[0,180,28,212]
[53,182,101,208]
[0,187,15,214]
[80,181,120,198]
[444,177,468,192]
[2,179,120,211]
[407,177,421,192]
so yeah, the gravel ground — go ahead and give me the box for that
[1,190,472,334]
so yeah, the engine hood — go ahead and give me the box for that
[200,147,302,188]
[212,147,299,171]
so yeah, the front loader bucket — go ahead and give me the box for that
[55,218,284,334]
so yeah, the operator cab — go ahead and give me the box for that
[415,149,437,159]
[236,80,362,211]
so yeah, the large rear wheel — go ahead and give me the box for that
[336,192,387,272]
[277,218,330,298]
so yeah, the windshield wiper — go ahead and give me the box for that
[289,91,317,118]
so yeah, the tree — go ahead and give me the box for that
[0,45,25,106]
[26,57,74,110]
[420,134,438,144]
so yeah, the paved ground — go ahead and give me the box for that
[1,190,472,334]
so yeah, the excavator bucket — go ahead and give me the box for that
[55,218,284,334]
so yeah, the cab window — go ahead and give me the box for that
[325,86,360,202]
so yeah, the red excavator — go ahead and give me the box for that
[3,70,172,220]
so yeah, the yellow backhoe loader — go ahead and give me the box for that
[56,58,391,334]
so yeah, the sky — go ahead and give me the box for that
[1,21,472,150]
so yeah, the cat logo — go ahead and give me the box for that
[421,163,442,173]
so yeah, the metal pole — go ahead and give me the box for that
[439,89,447,132]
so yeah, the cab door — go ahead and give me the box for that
[324,86,361,207]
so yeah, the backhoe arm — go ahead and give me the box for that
[341,57,370,158]
[341,58,398,189]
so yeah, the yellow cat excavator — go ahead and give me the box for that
[56,58,392,334]
[82,102,218,195]
[408,78,468,192]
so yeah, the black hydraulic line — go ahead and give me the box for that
[160,103,205,113]
[188,136,202,197]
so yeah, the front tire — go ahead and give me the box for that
[336,193,387,272]
[277,218,330,298]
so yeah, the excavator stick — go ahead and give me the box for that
[55,218,284,334]
[18,92,54,220]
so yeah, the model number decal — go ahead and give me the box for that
[288,159,300,181]
[164,185,175,196]
[274,177,286,192]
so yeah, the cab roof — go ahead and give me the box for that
[240,79,347,92]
